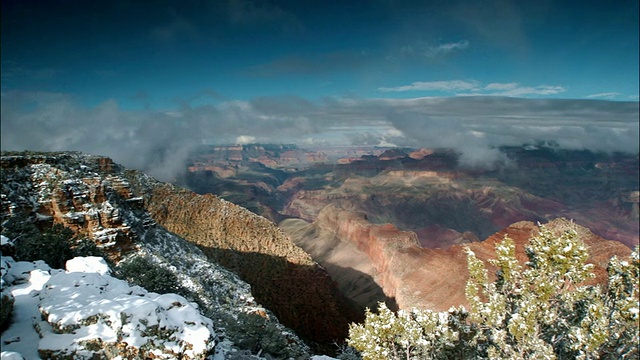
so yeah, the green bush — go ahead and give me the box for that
[12,223,75,269]
[73,238,105,258]
[347,225,640,360]
[2,218,109,270]
[222,311,309,359]
[116,256,185,295]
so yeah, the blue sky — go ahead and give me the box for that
[1,0,638,178]
[2,0,638,107]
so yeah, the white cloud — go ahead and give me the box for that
[490,85,567,97]
[380,80,566,97]
[378,80,479,92]
[425,40,469,57]
[484,82,519,91]
[236,135,256,144]
[586,92,622,99]
[389,40,470,61]
[1,91,637,179]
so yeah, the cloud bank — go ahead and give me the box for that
[1,91,637,179]
[379,80,567,97]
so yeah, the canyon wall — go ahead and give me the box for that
[1,152,316,358]
[125,174,360,343]
[282,206,633,311]
[1,152,357,350]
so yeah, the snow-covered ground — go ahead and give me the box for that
[1,255,215,359]
[0,154,329,359]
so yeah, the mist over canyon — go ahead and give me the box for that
[2,94,638,182]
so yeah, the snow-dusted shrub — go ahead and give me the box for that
[38,256,216,359]
[116,256,188,297]
[224,310,308,358]
[347,225,640,360]
[4,221,75,269]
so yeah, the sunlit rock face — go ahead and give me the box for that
[1,151,316,359]
[127,178,360,343]
[284,213,633,312]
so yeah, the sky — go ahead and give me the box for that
[1,0,639,179]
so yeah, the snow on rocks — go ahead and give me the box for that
[0,235,11,246]
[0,256,56,360]
[1,256,216,359]
[65,256,111,275]
[0,352,26,360]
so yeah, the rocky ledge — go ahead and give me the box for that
[1,151,318,359]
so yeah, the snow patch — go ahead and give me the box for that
[65,256,111,276]
[1,235,11,246]
[1,256,216,359]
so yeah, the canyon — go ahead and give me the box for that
[181,144,638,247]
[181,144,639,311]
[1,147,637,358]
[282,212,632,311]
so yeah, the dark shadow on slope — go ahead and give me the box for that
[196,246,395,353]
[322,262,398,313]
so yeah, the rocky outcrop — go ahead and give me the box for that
[1,153,139,262]
[283,207,633,312]
[1,152,312,358]
[126,176,360,343]
[38,258,215,359]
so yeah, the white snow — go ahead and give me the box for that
[65,256,111,275]
[1,256,216,359]
[0,235,11,246]
[0,257,56,359]
[0,352,25,360]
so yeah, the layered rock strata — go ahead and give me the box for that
[282,206,633,312]
[0,152,315,358]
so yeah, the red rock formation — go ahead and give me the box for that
[285,207,633,312]
[409,148,434,160]
[1,154,140,263]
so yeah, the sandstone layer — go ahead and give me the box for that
[282,206,633,312]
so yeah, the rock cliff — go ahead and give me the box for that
[125,175,360,343]
[282,207,633,312]
[1,151,330,358]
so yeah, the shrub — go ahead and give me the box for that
[2,217,111,270]
[12,224,75,269]
[116,256,185,295]
[347,225,640,360]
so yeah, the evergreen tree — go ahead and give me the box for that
[347,224,639,359]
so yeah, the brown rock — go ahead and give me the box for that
[128,181,361,343]
[284,206,633,312]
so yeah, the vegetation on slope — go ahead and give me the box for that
[347,225,639,359]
